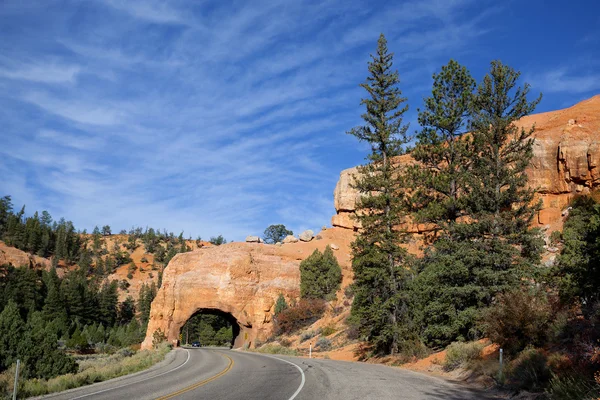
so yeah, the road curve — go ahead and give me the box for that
[38,348,499,400]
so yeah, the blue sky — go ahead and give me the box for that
[1,0,599,241]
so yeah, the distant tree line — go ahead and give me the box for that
[0,264,158,380]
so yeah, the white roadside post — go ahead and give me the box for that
[498,348,503,382]
[309,343,312,359]
[12,359,20,400]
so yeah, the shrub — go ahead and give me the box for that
[443,341,484,371]
[480,288,551,355]
[315,337,332,351]
[320,324,337,337]
[274,299,326,334]
[254,344,298,356]
[344,285,354,299]
[345,320,360,341]
[152,329,167,348]
[549,231,562,246]
[140,257,148,263]
[507,348,551,391]
[546,373,599,399]
[300,330,317,343]
[279,338,292,347]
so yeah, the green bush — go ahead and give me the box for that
[507,348,551,391]
[443,341,484,371]
[320,324,337,336]
[274,293,288,316]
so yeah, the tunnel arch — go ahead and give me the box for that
[140,243,307,350]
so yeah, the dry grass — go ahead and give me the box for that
[249,344,299,356]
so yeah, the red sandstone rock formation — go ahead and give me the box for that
[332,95,600,232]
[141,228,355,350]
[0,241,52,270]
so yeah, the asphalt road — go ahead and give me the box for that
[38,347,499,400]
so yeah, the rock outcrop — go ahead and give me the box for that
[332,95,600,232]
[0,241,52,270]
[141,228,355,350]
[282,235,298,244]
[299,230,314,242]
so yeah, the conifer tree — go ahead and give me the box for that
[0,300,24,371]
[408,60,475,227]
[412,61,542,346]
[347,34,413,355]
[274,293,288,316]
[299,246,342,301]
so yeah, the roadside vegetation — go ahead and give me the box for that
[340,33,600,398]
[261,34,599,399]
[0,343,172,398]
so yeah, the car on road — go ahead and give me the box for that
[191,341,201,347]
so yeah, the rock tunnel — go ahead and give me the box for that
[140,242,303,350]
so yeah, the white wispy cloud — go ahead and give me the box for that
[0,0,538,240]
[529,67,600,94]
[0,63,80,84]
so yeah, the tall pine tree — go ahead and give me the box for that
[347,34,413,355]
[412,61,543,346]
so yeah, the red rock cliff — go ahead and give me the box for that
[332,95,600,232]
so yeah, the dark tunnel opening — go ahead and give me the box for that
[180,308,240,348]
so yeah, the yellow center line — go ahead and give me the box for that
[155,352,234,400]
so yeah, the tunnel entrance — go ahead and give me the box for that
[180,308,241,348]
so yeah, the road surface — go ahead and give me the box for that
[39,347,498,400]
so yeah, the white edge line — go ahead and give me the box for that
[69,348,191,400]
[269,356,306,400]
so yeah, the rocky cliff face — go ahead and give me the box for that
[0,241,51,270]
[141,228,355,350]
[332,95,600,232]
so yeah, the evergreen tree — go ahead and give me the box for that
[20,312,77,379]
[0,195,13,236]
[98,280,118,327]
[0,300,24,371]
[346,34,413,355]
[118,296,136,325]
[209,235,226,246]
[408,60,475,227]
[42,268,68,327]
[553,196,600,316]
[274,293,288,316]
[300,246,342,301]
[412,61,542,346]
[138,282,157,327]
